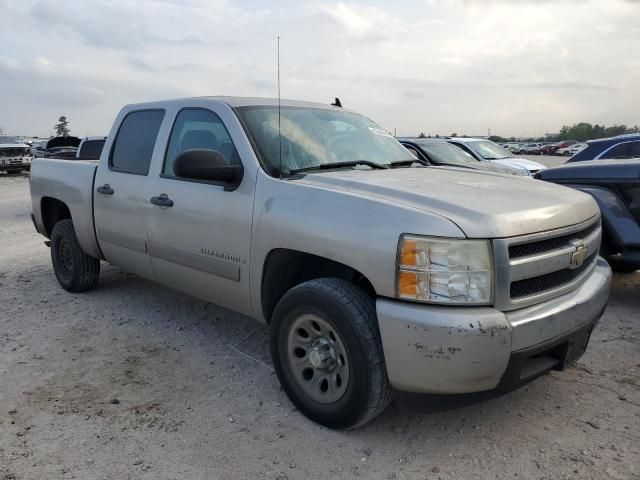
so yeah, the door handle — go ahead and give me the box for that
[150,193,174,207]
[96,184,114,195]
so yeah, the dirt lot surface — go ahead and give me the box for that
[1,171,639,480]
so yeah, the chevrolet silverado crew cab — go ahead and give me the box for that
[30,97,611,429]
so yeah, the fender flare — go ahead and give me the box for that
[572,185,640,248]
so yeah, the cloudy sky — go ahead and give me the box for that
[1,0,639,138]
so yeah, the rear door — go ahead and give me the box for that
[145,106,255,316]
[94,109,165,279]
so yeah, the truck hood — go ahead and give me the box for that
[295,167,598,238]
[490,157,546,172]
[465,160,527,176]
[536,159,640,182]
[0,143,29,149]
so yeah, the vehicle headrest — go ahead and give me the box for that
[181,130,218,152]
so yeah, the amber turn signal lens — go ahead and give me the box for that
[400,239,417,266]
[398,271,417,298]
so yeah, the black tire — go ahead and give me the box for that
[50,219,100,292]
[600,240,638,273]
[609,261,638,273]
[270,278,392,429]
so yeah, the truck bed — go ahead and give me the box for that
[30,157,102,259]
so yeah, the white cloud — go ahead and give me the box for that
[0,0,638,137]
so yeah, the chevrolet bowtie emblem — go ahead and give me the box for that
[569,240,588,268]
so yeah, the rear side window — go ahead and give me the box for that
[110,110,165,175]
[601,142,630,159]
[78,139,105,159]
[163,108,240,177]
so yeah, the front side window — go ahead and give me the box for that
[630,142,640,158]
[601,142,630,159]
[236,106,413,176]
[110,110,165,175]
[163,108,240,176]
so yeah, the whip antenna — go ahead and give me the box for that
[277,35,282,178]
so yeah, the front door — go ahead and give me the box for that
[145,107,254,315]
[94,109,166,279]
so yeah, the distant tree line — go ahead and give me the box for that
[486,122,639,144]
[555,123,639,142]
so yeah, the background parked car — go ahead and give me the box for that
[556,145,574,156]
[504,142,524,154]
[0,139,33,174]
[541,140,577,156]
[567,134,640,163]
[398,138,529,176]
[446,138,546,175]
[536,159,640,272]
[520,143,540,154]
[43,136,81,158]
[566,143,588,157]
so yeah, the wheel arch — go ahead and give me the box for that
[260,248,376,324]
[41,197,72,238]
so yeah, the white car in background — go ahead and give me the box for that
[0,138,33,173]
[566,143,588,157]
[504,142,523,154]
[447,138,547,175]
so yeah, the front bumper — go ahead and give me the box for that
[0,157,32,169]
[376,257,611,394]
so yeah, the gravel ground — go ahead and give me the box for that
[1,170,639,480]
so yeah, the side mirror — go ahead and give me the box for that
[173,149,243,191]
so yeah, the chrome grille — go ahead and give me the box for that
[492,216,601,311]
[510,252,597,298]
[0,148,29,158]
[509,222,599,259]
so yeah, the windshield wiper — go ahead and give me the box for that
[389,158,429,168]
[288,160,388,175]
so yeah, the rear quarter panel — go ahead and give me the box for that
[30,158,102,258]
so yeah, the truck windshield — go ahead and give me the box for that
[417,141,478,166]
[467,141,514,160]
[236,106,414,176]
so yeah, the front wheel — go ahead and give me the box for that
[50,219,100,292]
[270,278,392,429]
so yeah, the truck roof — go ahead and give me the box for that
[123,96,347,111]
[586,133,640,145]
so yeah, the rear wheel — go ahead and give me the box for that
[51,219,100,292]
[271,278,392,429]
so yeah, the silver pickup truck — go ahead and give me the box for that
[30,97,611,429]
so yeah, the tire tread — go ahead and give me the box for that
[278,278,392,428]
[51,219,100,292]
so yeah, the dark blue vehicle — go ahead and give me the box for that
[568,133,640,162]
[536,159,640,272]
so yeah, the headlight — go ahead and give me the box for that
[396,235,493,305]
